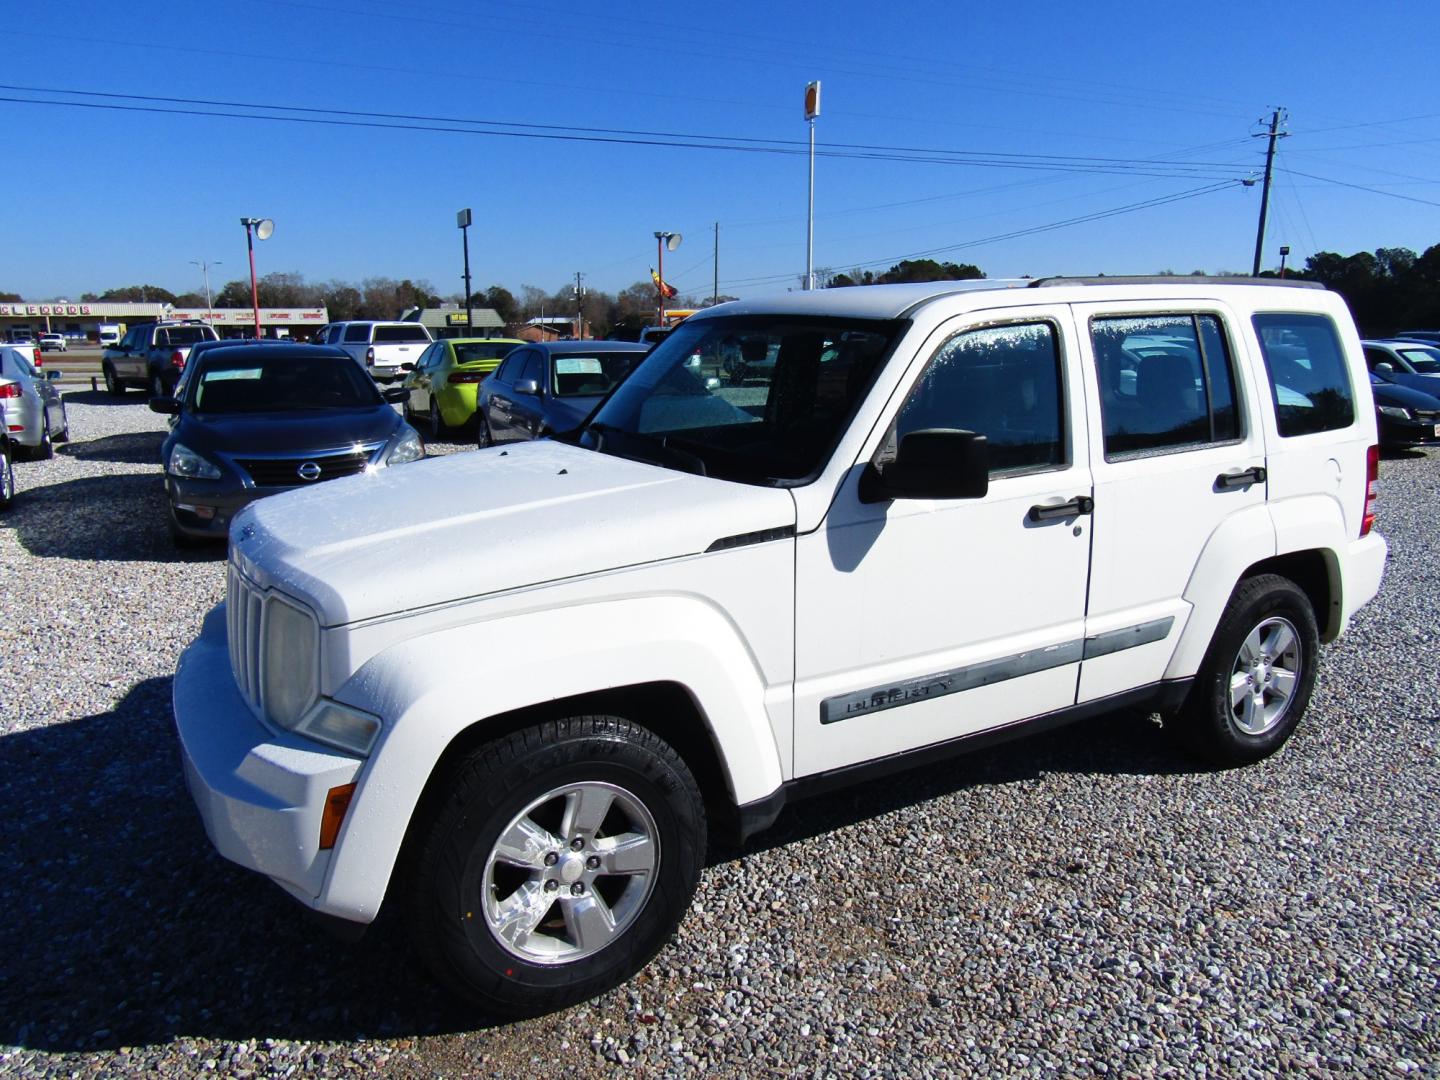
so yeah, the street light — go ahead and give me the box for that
[654,230,681,326]
[190,259,222,311]
[1279,244,1291,279]
[240,217,273,337]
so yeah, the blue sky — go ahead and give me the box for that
[3,0,1438,303]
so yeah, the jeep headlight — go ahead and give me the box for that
[1378,405,1412,419]
[168,442,222,479]
[385,427,424,465]
[262,596,319,730]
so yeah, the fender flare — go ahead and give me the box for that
[318,595,784,922]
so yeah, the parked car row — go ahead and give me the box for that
[1362,338,1440,449]
[0,342,68,460]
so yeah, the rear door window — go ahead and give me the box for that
[343,324,371,343]
[1252,312,1355,437]
[373,325,431,344]
[1091,313,1241,458]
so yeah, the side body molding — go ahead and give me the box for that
[318,596,785,922]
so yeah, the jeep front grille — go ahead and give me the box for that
[227,565,264,712]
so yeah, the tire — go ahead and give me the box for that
[1178,574,1320,766]
[30,415,53,461]
[53,401,69,443]
[429,398,445,442]
[407,716,706,1017]
[151,372,167,399]
[477,412,494,449]
[103,362,124,396]
[0,442,14,510]
[169,512,201,549]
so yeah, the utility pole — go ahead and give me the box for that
[1251,108,1287,277]
[191,259,221,311]
[573,272,586,339]
[712,222,719,306]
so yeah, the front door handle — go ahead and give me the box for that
[1028,495,1094,522]
[1215,466,1266,490]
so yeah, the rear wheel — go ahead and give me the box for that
[0,441,14,510]
[1178,574,1319,766]
[477,412,494,448]
[53,401,69,443]
[407,716,705,1016]
[103,362,124,396]
[429,398,446,441]
[151,372,167,399]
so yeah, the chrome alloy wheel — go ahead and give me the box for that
[1229,616,1302,736]
[482,782,660,965]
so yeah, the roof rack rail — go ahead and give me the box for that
[1027,275,1324,290]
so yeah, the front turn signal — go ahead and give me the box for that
[319,783,357,850]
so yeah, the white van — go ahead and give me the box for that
[174,277,1385,1014]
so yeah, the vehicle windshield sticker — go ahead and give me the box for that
[204,368,263,382]
[555,358,603,374]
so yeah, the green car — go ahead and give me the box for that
[401,337,525,437]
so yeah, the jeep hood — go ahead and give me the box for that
[230,440,796,626]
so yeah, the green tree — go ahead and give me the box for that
[0,290,21,302]
[483,285,519,325]
[99,284,178,303]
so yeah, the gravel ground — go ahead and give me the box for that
[1,393,1436,1078]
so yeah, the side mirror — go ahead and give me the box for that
[148,396,180,415]
[381,387,409,403]
[1373,362,1395,376]
[859,429,989,503]
[514,378,540,396]
[45,369,62,381]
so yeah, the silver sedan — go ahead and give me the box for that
[0,344,68,459]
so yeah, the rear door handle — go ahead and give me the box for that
[1215,466,1266,490]
[1028,495,1094,522]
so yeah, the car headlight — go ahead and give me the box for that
[262,596,319,730]
[168,442,221,479]
[294,700,383,756]
[385,427,424,465]
[1378,405,1412,419]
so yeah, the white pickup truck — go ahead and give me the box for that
[175,277,1386,1016]
[317,321,433,382]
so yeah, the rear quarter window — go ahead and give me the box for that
[1252,313,1355,437]
[343,324,371,343]
[373,325,431,343]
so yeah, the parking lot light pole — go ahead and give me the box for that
[191,259,221,311]
[654,231,680,326]
[240,217,273,337]
[457,208,474,334]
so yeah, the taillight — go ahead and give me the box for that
[32,348,42,368]
[170,350,185,370]
[0,383,21,399]
[1360,444,1379,537]
[447,372,486,385]
[365,347,375,365]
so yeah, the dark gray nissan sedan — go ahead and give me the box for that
[151,343,422,545]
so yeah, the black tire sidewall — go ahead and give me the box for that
[477,414,492,448]
[0,443,13,509]
[413,720,704,1014]
[1187,575,1320,765]
[429,398,443,440]
[103,363,123,395]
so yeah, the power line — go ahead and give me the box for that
[0,83,1255,180]
[1275,167,1440,209]
[716,181,1238,290]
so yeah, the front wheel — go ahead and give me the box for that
[407,716,706,1016]
[1178,574,1320,766]
[30,415,53,461]
[53,401,69,443]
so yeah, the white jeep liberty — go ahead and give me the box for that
[175,278,1387,1014]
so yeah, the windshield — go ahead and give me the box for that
[551,353,642,397]
[373,325,430,343]
[188,353,382,412]
[454,341,520,364]
[582,314,904,485]
[1397,347,1440,374]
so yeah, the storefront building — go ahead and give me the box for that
[0,301,328,342]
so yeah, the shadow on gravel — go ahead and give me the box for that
[6,473,221,563]
[57,430,165,465]
[56,388,144,408]
[1379,446,1431,461]
[0,679,481,1053]
[724,709,1204,863]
